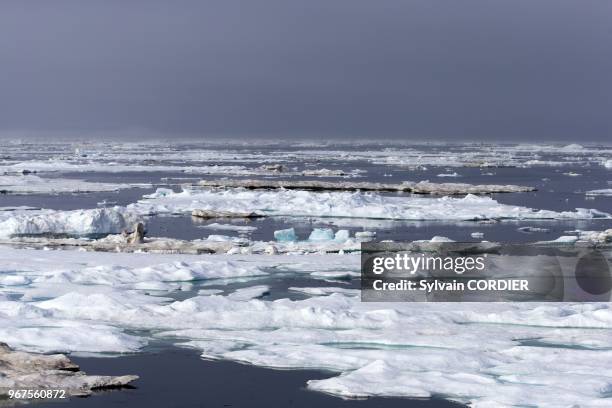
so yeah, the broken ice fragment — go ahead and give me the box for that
[308,228,335,241]
[274,227,297,242]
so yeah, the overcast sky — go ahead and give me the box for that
[0,0,610,141]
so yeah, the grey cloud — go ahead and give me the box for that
[0,0,610,141]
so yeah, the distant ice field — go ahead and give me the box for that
[1,141,611,243]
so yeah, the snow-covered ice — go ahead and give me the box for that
[0,160,287,176]
[0,174,149,194]
[1,247,612,406]
[198,223,258,233]
[587,189,612,196]
[130,187,610,221]
[0,207,140,238]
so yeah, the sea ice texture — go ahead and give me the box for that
[1,247,611,407]
[587,189,612,196]
[0,174,147,194]
[0,207,140,238]
[130,188,610,221]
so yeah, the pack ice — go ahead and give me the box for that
[1,247,611,407]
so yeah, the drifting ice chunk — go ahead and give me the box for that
[355,231,376,241]
[227,285,270,301]
[274,228,297,242]
[430,236,454,242]
[537,236,579,245]
[0,207,139,238]
[334,229,350,241]
[470,232,484,239]
[149,188,174,197]
[518,226,549,233]
[309,228,335,241]
[586,189,612,196]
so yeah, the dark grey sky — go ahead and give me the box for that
[1,0,611,141]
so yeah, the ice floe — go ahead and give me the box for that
[0,160,288,176]
[587,189,612,196]
[0,207,140,238]
[198,223,258,233]
[0,174,149,194]
[130,187,610,221]
[274,228,297,242]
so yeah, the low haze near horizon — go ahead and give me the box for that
[1,0,611,142]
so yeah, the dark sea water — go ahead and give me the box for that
[36,347,465,408]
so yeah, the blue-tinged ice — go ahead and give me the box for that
[308,228,335,241]
[274,228,297,242]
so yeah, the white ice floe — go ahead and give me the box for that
[0,174,149,194]
[226,285,270,301]
[536,235,579,244]
[517,226,550,233]
[301,168,362,177]
[130,187,610,221]
[0,207,140,238]
[1,247,612,406]
[587,189,612,196]
[0,160,286,176]
[288,287,360,296]
[198,223,258,233]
